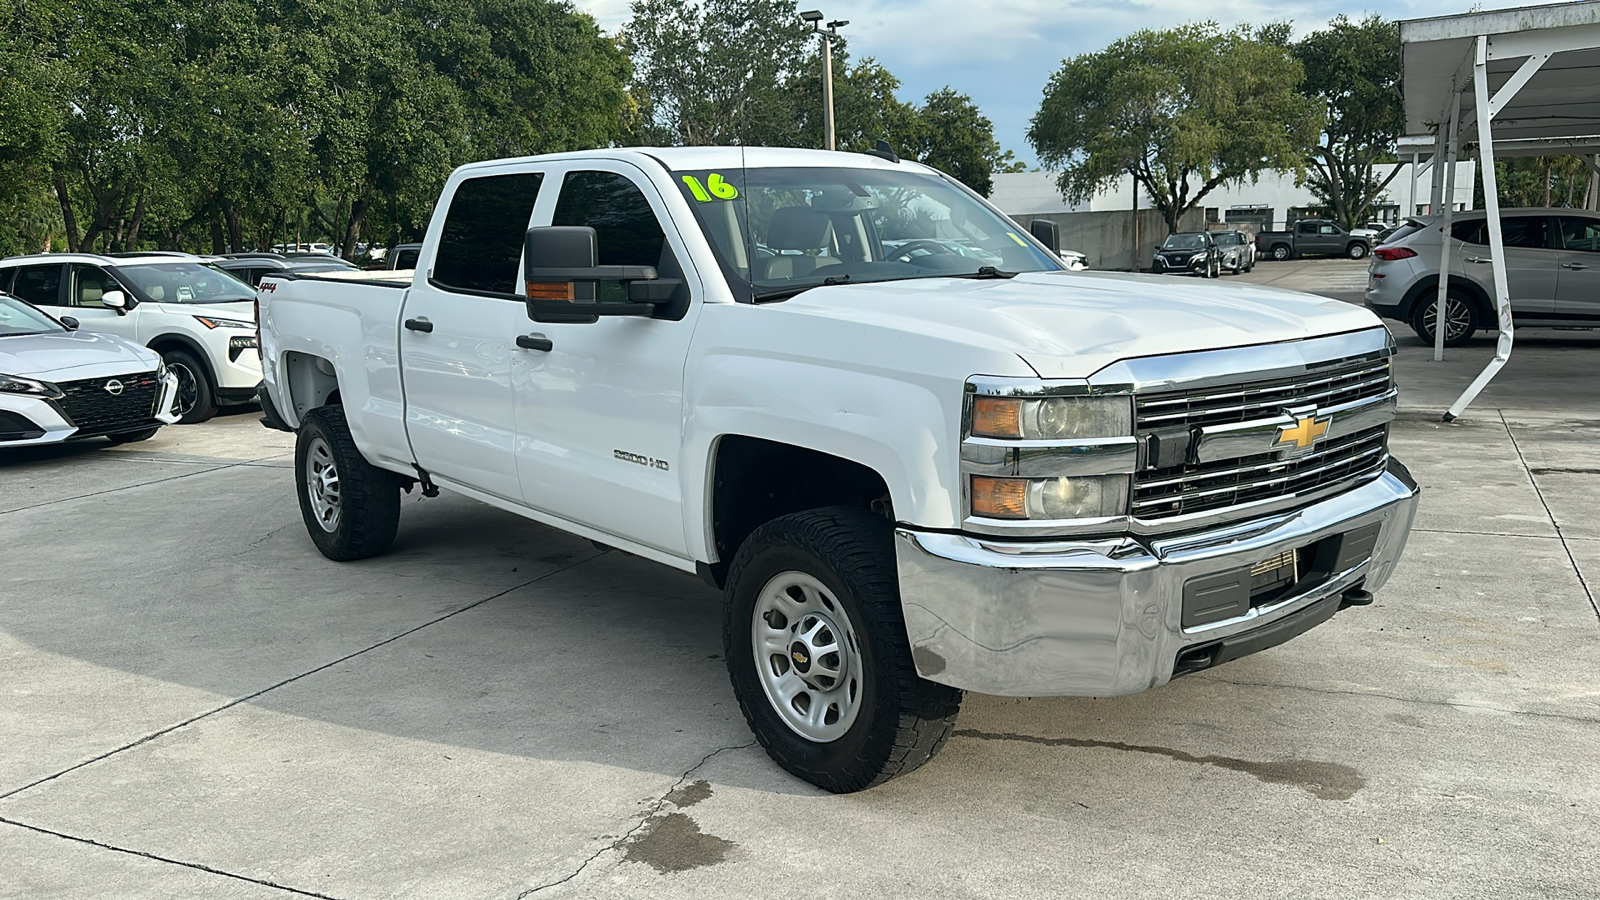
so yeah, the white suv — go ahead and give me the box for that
[0,253,261,422]
[1364,208,1600,346]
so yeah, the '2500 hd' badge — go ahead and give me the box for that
[614,449,669,471]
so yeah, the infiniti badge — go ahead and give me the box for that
[104,379,124,396]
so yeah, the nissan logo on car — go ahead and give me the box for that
[104,379,124,396]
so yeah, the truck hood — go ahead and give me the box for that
[779,270,1382,379]
[0,330,161,380]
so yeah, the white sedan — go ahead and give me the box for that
[0,292,180,446]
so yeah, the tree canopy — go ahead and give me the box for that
[1294,15,1404,229]
[1028,22,1324,234]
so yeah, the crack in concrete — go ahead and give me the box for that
[0,816,344,898]
[0,552,603,802]
[516,741,755,897]
[1499,411,1600,625]
[1410,527,1561,540]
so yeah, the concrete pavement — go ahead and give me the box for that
[2,268,1597,898]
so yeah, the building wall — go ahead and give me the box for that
[1015,208,1206,271]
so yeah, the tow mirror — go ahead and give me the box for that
[60,315,79,330]
[102,290,128,313]
[1028,219,1061,255]
[522,225,682,324]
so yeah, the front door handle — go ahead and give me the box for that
[516,333,553,352]
[404,317,434,333]
[1562,262,1590,270]
[1465,256,1493,264]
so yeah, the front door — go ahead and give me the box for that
[400,169,545,502]
[1555,215,1600,322]
[513,163,702,557]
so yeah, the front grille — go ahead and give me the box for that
[1134,424,1389,520]
[56,371,160,437]
[1135,357,1392,430]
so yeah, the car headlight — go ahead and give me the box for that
[0,373,64,399]
[194,315,255,329]
[971,475,1130,520]
[970,395,1131,441]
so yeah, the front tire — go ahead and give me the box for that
[163,350,217,424]
[294,405,401,560]
[1410,290,1478,347]
[724,507,963,793]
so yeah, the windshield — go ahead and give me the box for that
[1161,234,1208,250]
[0,294,66,336]
[1212,232,1243,246]
[115,262,255,304]
[672,166,1059,300]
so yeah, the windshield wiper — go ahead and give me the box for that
[822,273,854,285]
[959,266,1016,279]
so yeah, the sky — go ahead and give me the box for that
[570,0,1535,168]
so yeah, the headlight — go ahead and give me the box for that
[970,395,1131,441]
[194,315,255,329]
[0,373,64,398]
[971,475,1130,520]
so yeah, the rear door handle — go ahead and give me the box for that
[516,333,553,352]
[1562,262,1589,270]
[404,317,434,333]
[1465,256,1493,264]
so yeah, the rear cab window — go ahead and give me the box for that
[433,172,546,294]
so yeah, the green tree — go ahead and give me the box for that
[905,88,1019,196]
[0,0,69,253]
[1029,22,1324,234]
[1294,15,1404,229]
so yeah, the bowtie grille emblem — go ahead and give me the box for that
[104,379,124,396]
[1276,415,1330,450]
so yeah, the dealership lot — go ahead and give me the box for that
[3,259,1597,899]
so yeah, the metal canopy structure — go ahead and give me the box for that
[1399,1,1600,420]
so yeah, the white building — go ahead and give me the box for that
[990,162,1476,228]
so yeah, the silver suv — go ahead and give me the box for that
[1364,208,1600,345]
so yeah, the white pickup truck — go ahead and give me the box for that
[256,147,1419,792]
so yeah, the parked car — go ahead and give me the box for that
[1059,249,1089,271]
[212,253,360,287]
[0,253,262,423]
[257,146,1418,793]
[1211,230,1256,274]
[0,291,179,445]
[385,242,423,270]
[1364,208,1600,346]
[1256,220,1371,261]
[1152,231,1221,277]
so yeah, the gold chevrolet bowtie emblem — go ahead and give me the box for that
[1276,415,1331,449]
[792,650,808,664]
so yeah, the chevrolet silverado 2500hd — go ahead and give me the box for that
[256,147,1420,793]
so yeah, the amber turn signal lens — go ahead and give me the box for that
[526,281,575,301]
[971,397,1023,439]
[970,476,1029,519]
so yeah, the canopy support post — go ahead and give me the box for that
[1433,91,1462,362]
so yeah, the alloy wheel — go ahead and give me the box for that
[1421,296,1473,343]
[169,361,198,417]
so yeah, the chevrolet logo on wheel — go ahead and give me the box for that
[1275,414,1331,450]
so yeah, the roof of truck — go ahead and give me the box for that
[454,146,938,178]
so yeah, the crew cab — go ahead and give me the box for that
[1256,219,1372,261]
[256,147,1420,792]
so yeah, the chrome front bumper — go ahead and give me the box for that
[895,459,1420,697]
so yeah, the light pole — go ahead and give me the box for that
[799,10,847,151]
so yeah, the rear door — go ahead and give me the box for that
[400,168,545,502]
[1457,215,1557,316]
[8,264,65,309]
[66,264,142,344]
[1555,215,1600,322]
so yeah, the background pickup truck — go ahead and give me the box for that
[1256,219,1372,261]
[257,147,1419,792]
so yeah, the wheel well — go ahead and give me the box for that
[147,335,217,385]
[282,351,340,421]
[1400,277,1493,325]
[706,436,892,587]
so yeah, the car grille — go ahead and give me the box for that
[56,371,161,437]
[1132,355,1393,522]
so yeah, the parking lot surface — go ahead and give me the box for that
[3,259,1597,899]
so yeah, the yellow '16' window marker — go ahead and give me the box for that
[682,174,738,202]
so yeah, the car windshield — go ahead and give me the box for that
[672,166,1059,300]
[0,294,66,336]
[1162,234,1208,250]
[116,262,255,304]
[1212,232,1243,246]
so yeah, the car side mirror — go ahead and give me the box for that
[59,315,79,330]
[1028,219,1061,255]
[102,290,128,313]
[522,225,680,324]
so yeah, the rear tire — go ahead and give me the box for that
[295,405,401,561]
[1410,290,1478,347]
[1348,243,1369,260]
[1270,244,1291,261]
[163,350,216,424]
[724,507,963,793]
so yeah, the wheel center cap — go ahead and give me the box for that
[789,642,812,674]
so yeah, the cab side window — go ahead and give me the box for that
[433,172,545,294]
[69,264,119,307]
[553,171,676,303]
[1559,217,1600,253]
[11,264,63,306]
